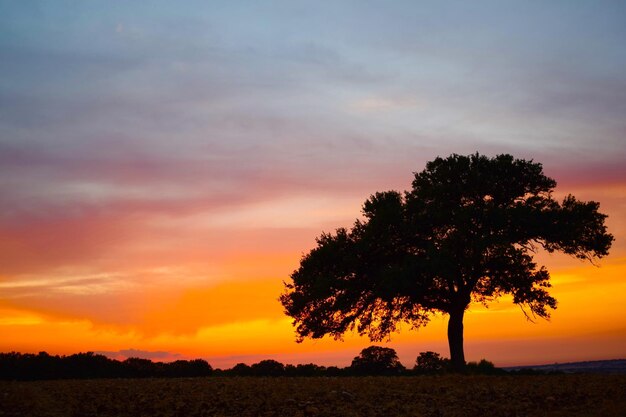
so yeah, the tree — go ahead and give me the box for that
[414,351,450,374]
[350,346,405,375]
[280,153,613,372]
[250,359,285,376]
[167,359,213,377]
[230,362,252,376]
[465,359,502,375]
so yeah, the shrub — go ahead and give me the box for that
[350,346,405,375]
[414,351,450,374]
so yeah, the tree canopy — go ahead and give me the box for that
[414,351,450,374]
[280,153,613,371]
[350,345,405,375]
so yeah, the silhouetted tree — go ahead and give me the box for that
[123,357,161,377]
[414,351,450,374]
[0,351,214,380]
[230,362,252,376]
[281,154,613,372]
[325,366,343,376]
[284,363,326,376]
[465,359,502,375]
[250,359,285,376]
[166,359,213,377]
[296,363,326,376]
[350,346,405,375]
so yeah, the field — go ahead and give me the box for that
[2,375,625,417]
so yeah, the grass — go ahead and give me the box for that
[1,374,625,417]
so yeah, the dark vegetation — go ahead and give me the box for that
[2,374,625,417]
[281,153,613,371]
[1,346,506,381]
[0,351,213,380]
[8,347,623,381]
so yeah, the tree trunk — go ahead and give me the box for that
[447,307,466,372]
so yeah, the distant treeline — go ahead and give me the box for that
[0,348,506,380]
[0,352,213,380]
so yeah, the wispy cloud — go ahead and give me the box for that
[95,349,182,362]
[349,96,421,112]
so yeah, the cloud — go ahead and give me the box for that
[141,280,286,335]
[0,273,132,297]
[1,276,288,337]
[95,349,182,362]
[349,97,421,112]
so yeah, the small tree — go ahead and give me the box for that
[414,351,450,374]
[230,362,252,376]
[465,359,500,375]
[281,154,612,372]
[250,359,285,376]
[350,346,405,375]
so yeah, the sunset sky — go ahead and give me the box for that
[1,1,625,368]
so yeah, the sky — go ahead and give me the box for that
[1,0,625,368]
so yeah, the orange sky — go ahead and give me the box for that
[1,181,624,368]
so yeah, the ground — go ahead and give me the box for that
[1,375,625,417]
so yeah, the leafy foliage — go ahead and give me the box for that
[250,359,286,376]
[414,351,450,374]
[465,359,503,375]
[350,346,405,375]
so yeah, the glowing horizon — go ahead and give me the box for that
[1,1,625,368]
